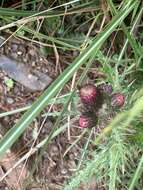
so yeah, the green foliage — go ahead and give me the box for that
[0,0,143,189]
[4,78,14,90]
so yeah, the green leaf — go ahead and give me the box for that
[4,78,14,89]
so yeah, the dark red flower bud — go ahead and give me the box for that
[79,115,95,128]
[111,93,125,107]
[79,84,97,105]
[98,83,113,95]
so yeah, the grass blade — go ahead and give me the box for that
[128,154,143,190]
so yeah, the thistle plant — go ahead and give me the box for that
[0,1,143,190]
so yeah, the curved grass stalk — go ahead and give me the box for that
[0,0,80,31]
[0,0,96,17]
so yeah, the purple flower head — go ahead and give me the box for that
[111,93,125,107]
[79,84,97,105]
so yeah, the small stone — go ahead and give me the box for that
[6,97,14,104]
[61,168,68,175]
[17,51,23,55]
[40,57,43,61]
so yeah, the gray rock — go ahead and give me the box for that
[0,55,52,91]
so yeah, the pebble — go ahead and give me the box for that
[6,97,14,104]
[17,51,23,55]
[61,168,68,175]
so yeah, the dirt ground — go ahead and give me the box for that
[0,35,101,190]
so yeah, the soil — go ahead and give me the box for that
[0,35,100,190]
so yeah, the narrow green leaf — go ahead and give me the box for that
[128,154,143,190]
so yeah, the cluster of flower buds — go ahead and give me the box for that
[78,83,125,128]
